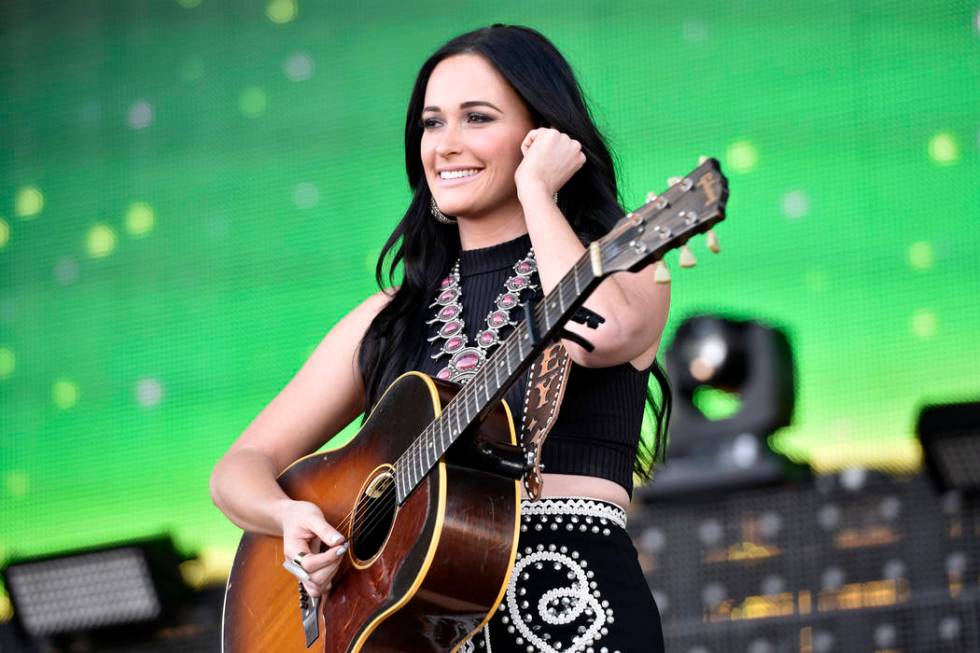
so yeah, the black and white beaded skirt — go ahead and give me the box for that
[461,497,665,653]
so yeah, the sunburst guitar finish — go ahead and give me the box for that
[221,372,521,652]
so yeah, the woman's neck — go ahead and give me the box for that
[455,203,528,251]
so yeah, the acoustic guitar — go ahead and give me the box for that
[221,158,729,652]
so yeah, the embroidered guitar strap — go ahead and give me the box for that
[520,341,572,501]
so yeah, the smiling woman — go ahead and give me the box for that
[211,24,669,653]
[420,55,535,238]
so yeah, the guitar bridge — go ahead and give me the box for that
[297,582,321,647]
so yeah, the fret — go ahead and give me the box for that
[550,294,562,332]
[405,447,413,491]
[454,392,464,434]
[558,278,574,326]
[402,445,412,489]
[481,375,490,403]
[573,261,581,295]
[468,386,478,423]
[413,443,422,487]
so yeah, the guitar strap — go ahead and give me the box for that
[520,341,573,501]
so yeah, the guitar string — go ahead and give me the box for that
[328,221,634,545]
[305,175,717,564]
[322,267,550,543]
[328,225,630,545]
[327,312,529,541]
[326,265,577,545]
[330,219,683,547]
[324,199,690,546]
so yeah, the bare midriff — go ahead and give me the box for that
[520,472,630,511]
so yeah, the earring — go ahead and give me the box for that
[430,197,456,224]
[554,192,559,204]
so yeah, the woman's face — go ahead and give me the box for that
[420,53,535,219]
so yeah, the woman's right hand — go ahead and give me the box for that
[280,499,348,598]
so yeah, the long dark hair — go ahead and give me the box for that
[358,24,669,480]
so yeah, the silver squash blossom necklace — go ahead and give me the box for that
[428,249,538,384]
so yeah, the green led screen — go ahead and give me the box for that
[1,0,978,580]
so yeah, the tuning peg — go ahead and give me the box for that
[679,245,697,268]
[646,191,658,203]
[699,155,708,165]
[667,176,683,187]
[707,229,720,254]
[653,260,671,284]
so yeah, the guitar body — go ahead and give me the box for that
[222,371,521,652]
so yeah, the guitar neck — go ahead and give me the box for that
[394,250,602,503]
[393,156,729,503]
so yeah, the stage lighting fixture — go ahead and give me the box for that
[2,536,187,640]
[917,401,980,493]
[642,315,801,499]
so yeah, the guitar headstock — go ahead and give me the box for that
[599,157,729,277]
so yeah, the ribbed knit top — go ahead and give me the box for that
[411,233,651,497]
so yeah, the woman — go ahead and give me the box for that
[211,25,669,652]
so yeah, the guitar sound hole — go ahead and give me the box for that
[351,473,397,562]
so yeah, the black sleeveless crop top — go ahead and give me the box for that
[410,234,651,498]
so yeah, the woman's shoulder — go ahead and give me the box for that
[333,288,399,344]
[360,287,398,313]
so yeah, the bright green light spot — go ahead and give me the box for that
[692,386,742,420]
[86,223,117,258]
[726,140,758,173]
[15,186,43,218]
[0,348,14,379]
[5,472,29,498]
[126,202,156,237]
[911,309,937,339]
[240,87,268,117]
[53,379,80,409]
[908,241,934,270]
[0,218,9,249]
[928,132,959,165]
[266,0,297,24]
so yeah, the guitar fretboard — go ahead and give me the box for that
[390,157,729,503]
[393,252,601,503]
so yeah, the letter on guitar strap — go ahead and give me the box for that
[521,342,572,500]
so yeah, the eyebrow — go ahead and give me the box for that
[422,100,503,113]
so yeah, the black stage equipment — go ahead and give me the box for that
[1,536,189,646]
[629,471,980,652]
[917,401,980,493]
[642,315,803,499]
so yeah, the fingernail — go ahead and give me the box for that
[329,533,343,546]
[336,543,349,557]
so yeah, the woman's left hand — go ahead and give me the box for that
[514,128,587,200]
